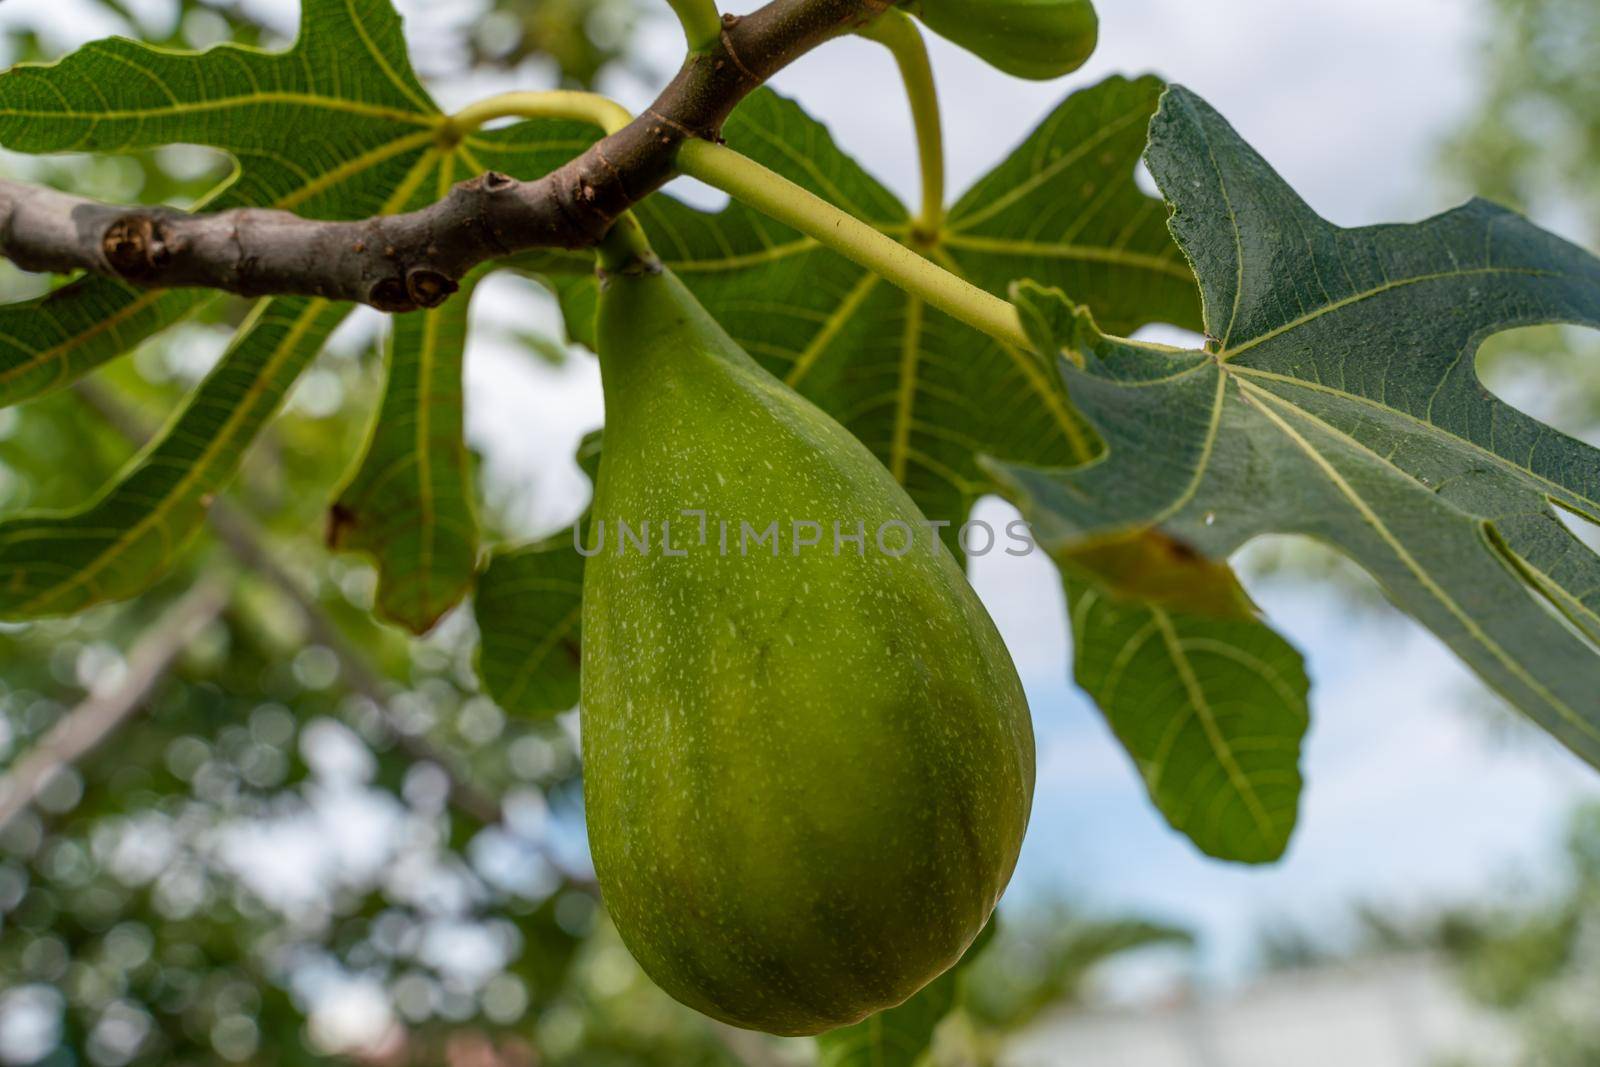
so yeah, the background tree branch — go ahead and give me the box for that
[0,575,232,832]
[0,0,895,312]
[71,380,603,891]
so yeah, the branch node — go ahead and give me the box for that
[368,276,413,313]
[406,267,458,309]
[646,107,710,143]
[720,26,760,83]
[103,214,172,279]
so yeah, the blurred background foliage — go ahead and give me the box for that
[0,0,1595,1065]
[1443,0,1600,444]
[1255,803,1600,1067]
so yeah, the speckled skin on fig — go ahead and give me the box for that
[581,267,1035,1036]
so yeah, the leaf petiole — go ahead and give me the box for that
[677,139,1029,350]
[442,89,1018,349]
[667,0,724,53]
[446,91,635,139]
[858,9,947,241]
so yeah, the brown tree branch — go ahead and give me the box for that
[0,0,896,312]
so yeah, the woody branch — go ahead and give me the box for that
[0,0,895,312]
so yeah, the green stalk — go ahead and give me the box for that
[596,212,662,275]
[858,9,946,240]
[667,0,724,52]
[677,140,1028,349]
[441,89,1021,349]
[446,91,635,138]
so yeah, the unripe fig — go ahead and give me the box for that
[581,267,1035,1036]
[908,0,1099,80]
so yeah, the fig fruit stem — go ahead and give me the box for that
[597,212,664,275]
[667,0,725,53]
[447,91,635,139]
[677,139,1030,350]
[857,9,946,241]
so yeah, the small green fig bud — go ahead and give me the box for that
[909,0,1099,80]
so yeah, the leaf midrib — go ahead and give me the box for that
[1233,363,1600,517]
[344,0,435,115]
[1150,607,1279,846]
[1238,377,1598,743]
[1220,266,1566,364]
[1,88,435,130]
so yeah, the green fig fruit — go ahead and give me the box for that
[908,0,1099,81]
[581,266,1035,1036]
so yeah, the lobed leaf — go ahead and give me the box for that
[319,117,599,636]
[0,0,440,208]
[991,86,1600,768]
[0,0,445,406]
[945,74,1198,338]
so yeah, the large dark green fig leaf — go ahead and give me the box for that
[0,0,598,619]
[992,86,1600,767]
[535,77,1309,863]
[0,0,439,410]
